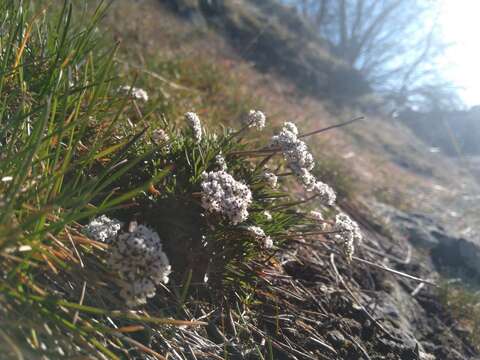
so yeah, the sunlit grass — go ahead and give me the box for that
[0,1,187,356]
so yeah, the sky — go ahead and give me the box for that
[439,0,480,107]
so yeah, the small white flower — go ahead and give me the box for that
[215,154,227,171]
[309,210,323,221]
[1,176,13,182]
[247,110,266,130]
[299,168,316,190]
[119,86,149,102]
[263,211,273,221]
[246,225,266,238]
[108,224,171,307]
[246,225,273,249]
[185,112,202,144]
[333,213,362,262]
[151,129,170,145]
[311,181,336,206]
[271,122,315,174]
[200,170,252,225]
[263,172,278,188]
[263,236,273,249]
[283,122,298,135]
[298,169,336,205]
[310,210,327,229]
[83,215,122,244]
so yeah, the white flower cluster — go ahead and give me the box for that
[84,215,122,244]
[263,172,278,188]
[333,213,362,262]
[271,122,336,205]
[108,224,171,307]
[263,210,273,221]
[246,225,273,249]
[271,122,314,173]
[215,154,227,171]
[310,180,336,206]
[310,210,327,230]
[119,86,149,102]
[200,170,252,225]
[185,112,202,144]
[309,210,323,221]
[151,129,170,145]
[247,110,266,130]
[283,121,299,135]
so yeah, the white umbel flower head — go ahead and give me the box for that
[333,213,362,262]
[283,122,298,135]
[263,236,273,249]
[311,181,336,206]
[298,168,336,205]
[215,154,227,171]
[108,224,171,307]
[84,215,122,244]
[151,129,170,145]
[185,112,202,144]
[271,122,315,173]
[310,210,327,230]
[272,122,336,206]
[299,168,317,190]
[246,225,273,249]
[263,210,273,221]
[263,172,278,188]
[309,210,323,221]
[119,86,149,102]
[246,225,266,238]
[248,110,266,130]
[200,170,252,225]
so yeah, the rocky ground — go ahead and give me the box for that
[122,194,478,359]
[156,199,479,359]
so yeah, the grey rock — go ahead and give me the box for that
[368,200,480,276]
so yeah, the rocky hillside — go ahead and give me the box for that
[104,0,480,358]
[399,106,480,156]
[162,0,371,101]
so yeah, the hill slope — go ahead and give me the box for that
[101,0,480,358]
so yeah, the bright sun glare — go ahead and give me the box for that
[440,0,480,107]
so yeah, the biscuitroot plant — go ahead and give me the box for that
[87,105,364,306]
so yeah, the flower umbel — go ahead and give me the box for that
[283,122,298,135]
[215,154,227,171]
[333,213,362,262]
[200,170,252,225]
[247,110,266,130]
[108,224,171,307]
[272,122,315,174]
[263,210,273,221]
[185,112,202,144]
[84,215,122,244]
[151,129,170,145]
[119,86,149,102]
[311,180,336,205]
[272,122,336,205]
[263,172,278,188]
[309,210,323,221]
[246,225,273,249]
